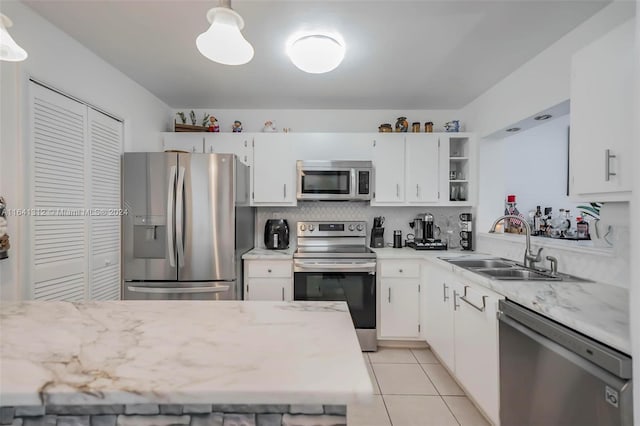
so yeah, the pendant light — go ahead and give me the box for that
[196,0,254,66]
[287,34,345,74]
[0,14,28,62]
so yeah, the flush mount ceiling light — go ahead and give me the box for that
[196,0,254,66]
[534,114,553,121]
[506,127,521,133]
[0,14,28,62]
[287,34,345,74]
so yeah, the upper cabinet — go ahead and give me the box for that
[204,133,252,166]
[162,133,203,153]
[371,134,405,204]
[252,133,296,206]
[405,134,440,204]
[569,19,634,201]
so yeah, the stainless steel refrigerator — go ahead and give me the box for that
[122,153,254,300]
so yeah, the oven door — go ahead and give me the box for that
[297,168,355,200]
[293,260,376,329]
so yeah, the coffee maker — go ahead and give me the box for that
[264,219,290,249]
[408,213,447,250]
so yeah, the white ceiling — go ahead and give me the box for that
[23,0,609,109]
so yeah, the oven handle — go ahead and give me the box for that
[294,260,376,273]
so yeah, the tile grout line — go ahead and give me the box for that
[416,360,442,396]
[441,395,463,426]
[368,353,395,426]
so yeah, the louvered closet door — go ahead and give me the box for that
[30,84,88,301]
[88,109,122,300]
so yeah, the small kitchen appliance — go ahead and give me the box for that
[296,160,373,201]
[408,213,447,250]
[393,230,402,248]
[264,219,290,250]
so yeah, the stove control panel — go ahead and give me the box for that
[297,221,367,238]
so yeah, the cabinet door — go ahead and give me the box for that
[252,134,296,205]
[424,266,455,371]
[405,134,440,203]
[245,278,291,301]
[294,133,374,161]
[454,282,502,425]
[371,134,405,204]
[380,278,420,338]
[570,19,634,199]
[162,133,204,153]
[204,133,253,166]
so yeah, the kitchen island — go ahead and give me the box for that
[0,301,371,426]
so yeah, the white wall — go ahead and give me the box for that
[167,108,459,134]
[502,115,580,216]
[0,1,171,300]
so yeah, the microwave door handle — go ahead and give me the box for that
[351,169,357,197]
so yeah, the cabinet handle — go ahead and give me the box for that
[388,287,391,303]
[268,269,272,273]
[209,146,213,153]
[283,184,287,199]
[396,184,400,198]
[399,269,403,273]
[605,149,616,181]
[416,184,420,198]
[281,287,285,301]
[459,285,487,312]
[443,283,449,301]
[453,290,460,311]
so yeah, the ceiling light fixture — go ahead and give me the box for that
[534,114,552,121]
[287,34,345,74]
[506,127,521,132]
[196,0,254,66]
[0,14,28,62]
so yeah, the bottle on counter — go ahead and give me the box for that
[542,207,552,235]
[533,206,542,236]
[576,216,590,240]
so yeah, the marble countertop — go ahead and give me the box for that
[0,301,372,407]
[242,247,295,259]
[375,248,630,354]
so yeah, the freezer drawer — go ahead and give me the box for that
[123,281,236,301]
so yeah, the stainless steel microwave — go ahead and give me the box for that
[296,160,374,201]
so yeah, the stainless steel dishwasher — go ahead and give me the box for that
[498,300,633,426]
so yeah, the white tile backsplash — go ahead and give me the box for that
[255,202,471,250]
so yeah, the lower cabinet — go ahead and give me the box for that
[378,259,421,339]
[424,264,503,425]
[243,260,292,301]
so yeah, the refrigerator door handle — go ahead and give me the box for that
[127,285,230,294]
[176,166,186,267]
[167,165,177,268]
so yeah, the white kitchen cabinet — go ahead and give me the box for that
[162,133,204,153]
[204,133,253,166]
[453,281,502,425]
[423,265,456,371]
[294,133,373,160]
[569,19,634,201]
[251,134,296,206]
[423,263,502,425]
[371,134,405,205]
[378,260,421,339]
[244,260,292,301]
[405,134,440,204]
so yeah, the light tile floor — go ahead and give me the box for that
[349,348,490,426]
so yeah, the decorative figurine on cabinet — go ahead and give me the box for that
[262,120,277,132]
[232,120,243,132]
[444,120,460,132]
[395,117,408,132]
[208,116,220,132]
[189,110,197,126]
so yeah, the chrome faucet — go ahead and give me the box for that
[488,215,543,269]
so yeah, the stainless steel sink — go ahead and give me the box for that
[476,268,561,281]
[446,259,515,269]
